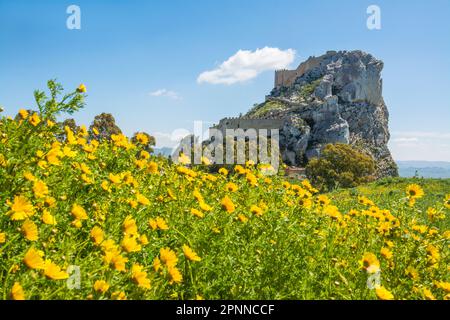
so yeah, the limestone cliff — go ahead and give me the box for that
[214,50,398,177]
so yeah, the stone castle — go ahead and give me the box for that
[274,51,337,89]
[208,50,398,178]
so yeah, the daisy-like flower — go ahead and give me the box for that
[29,113,41,126]
[121,234,142,253]
[182,245,201,262]
[136,193,150,206]
[191,208,204,218]
[11,282,25,300]
[422,288,436,300]
[18,109,29,119]
[218,168,228,176]
[159,247,178,268]
[406,184,424,200]
[111,291,127,300]
[316,195,330,207]
[405,266,420,281]
[93,280,110,293]
[71,204,88,220]
[147,162,158,174]
[135,133,149,145]
[7,195,35,221]
[156,217,169,230]
[90,226,104,245]
[360,252,380,274]
[375,286,394,300]
[41,210,57,225]
[153,257,161,272]
[168,266,183,284]
[178,153,191,165]
[139,234,149,245]
[131,264,151,289]
[123,215,138,235]
[225,182,238,192]
[77,84,87,93]
[238,214,248,223]
[250,205,263,217]
[221,196,236,213]
[44,260,69,280]
[444,194,450,209]
[33,180,48,199]
[380,247,393,260]
[21,219,38,241]
[109,173,122,184]
[199,201,212,212]
[23,248,45,270]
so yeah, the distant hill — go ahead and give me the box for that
[153,147,173,157]
[397,161,450,178]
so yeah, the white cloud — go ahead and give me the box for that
[197,47,296,85]
[152,129,191,148]
[149,89,181,100]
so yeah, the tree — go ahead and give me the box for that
[305,143,376,191]
[89,113,122,141]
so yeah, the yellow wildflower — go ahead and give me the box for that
[131,264,151,289]
[221,196,236,213]
[406,184,424,200]
[23,248,45,270]
[8,195,35,220]
[29,113,41,126]
[90,226,104,245]
[41,210,57,225]
[361,252,380,274]
[21,219,38,241]
[44,260,69,280]
[182,245,201,262]
[168,266,183,284]
[376,286,394,300]
[71,204,88,220]
[160,247,178,268]
[93,280,109,293]
[191,208,204,218]
[380,247,393,260]
[123,215,138,235]
[18,109,29,119]
[11,282,25,300]
[77,84,87,93]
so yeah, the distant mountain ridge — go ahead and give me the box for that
[397,161,450,178]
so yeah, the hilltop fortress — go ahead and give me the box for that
[210,50,398,178]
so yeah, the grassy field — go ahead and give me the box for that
[0,85,449,300]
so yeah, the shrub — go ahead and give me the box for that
[306,143,376,191]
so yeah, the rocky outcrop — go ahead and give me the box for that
[213,50,398,177]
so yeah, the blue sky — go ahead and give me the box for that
[1,0,449,160]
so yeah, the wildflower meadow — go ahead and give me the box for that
[0,82,449,300]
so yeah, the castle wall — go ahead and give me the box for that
[274,55,324,88]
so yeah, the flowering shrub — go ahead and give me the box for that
[0,82,449,300]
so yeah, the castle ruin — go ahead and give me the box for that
[274,51,336,88]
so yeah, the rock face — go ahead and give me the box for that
[212,50,398,178]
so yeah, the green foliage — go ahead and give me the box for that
[299,78,322,100]
[306,143,376,191]
[34,79,86,120]
[248,100,287,118]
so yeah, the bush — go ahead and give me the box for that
[306,143,376,191]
